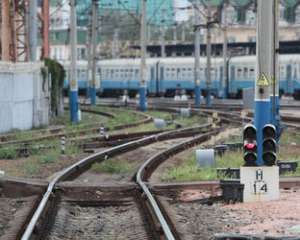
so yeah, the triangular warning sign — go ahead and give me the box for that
[257,73,269,86]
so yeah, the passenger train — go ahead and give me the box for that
[62,55,300,100]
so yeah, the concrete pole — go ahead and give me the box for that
[29,0,38,61]
[173,25,177,44]
[139,0,147,111]
[41,0,50,59]
[112,28,119,58]
[147,25,151,42]
[1,0,11,61]
[69,0,79,123]
[86,13,92,100]
[222,2,228,99]
[205,5,212,107]
[160,26,166,57]
[270,0,280,134]
[194,7,201,107]
[181,23,186,42]
[255,0,275,165]
[90,0,98,105]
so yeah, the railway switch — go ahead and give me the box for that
[243,124,257,166]
[262,124,277,166]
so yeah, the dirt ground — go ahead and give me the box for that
[166,188,300,240]
[72,137,192,185]
[0,196,38,239]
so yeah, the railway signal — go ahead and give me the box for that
[243,124,257,166]
[262,124,277,166]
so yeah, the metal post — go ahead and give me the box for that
[86,12,92,100]
[194,7,201,108]
[1,0,11,61]
[69,0,79,123]
[181,23,186,42]
[139,0,147,111]
[41,0,50,59]
[112,28,119,58]
[270,0,280,135]
[90,0,98,105]
[160,26,166,58]
[29,0,38,61]
[205,5,212,107]
[255,0,274,165]
[222,2,228,99]
[173,25,177,44]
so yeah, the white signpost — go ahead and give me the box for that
[240,166,279,202]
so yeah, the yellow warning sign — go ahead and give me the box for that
[257,73,269,86]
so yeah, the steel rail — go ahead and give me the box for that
[136,130,219,240]
[20,123,212,240]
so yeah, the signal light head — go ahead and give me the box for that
[263,124,276,139]
[262,124,277,166]
[243,124,257,166]
[244,152,257,166]
[262,152,277,166]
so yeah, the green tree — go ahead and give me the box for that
[44,59,65,117]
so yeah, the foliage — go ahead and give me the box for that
[0,147,18,160]
[44,58,66,116]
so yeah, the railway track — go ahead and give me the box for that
[0,107,152,147]
[2,101,300,239]
[17,123,215,240]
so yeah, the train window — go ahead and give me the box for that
[280,65,285,78]
[249,68,255,78]
[244,67,248,78]
[237,68,243,79]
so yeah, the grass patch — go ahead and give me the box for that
[163,150,244,182]
[38,151,59,164]
[176,115,207,127]
[91,159,133,174]
[280,129,300,145]
[24,161,39,175]
[0,147,18,159]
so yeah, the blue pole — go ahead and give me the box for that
[194,84,201,108]
[254,99,271,166]
[69,0,79,124]
[254,0,277,165]
[206,89,211,107]
[139,86,147,112]
[69,89,79,123]
[90,87,96,105]
[90,0,98,106]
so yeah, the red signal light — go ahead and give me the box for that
[245,143,256,150]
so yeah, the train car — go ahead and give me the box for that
[99,58,159,97]
[61,54,300,100]
[146,57,223,97]
[228,55,300,99]
[61,60,90,94]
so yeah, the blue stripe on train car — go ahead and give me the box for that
[101,79,156,93]
[63,80,88,90]
[228,80,254,94]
